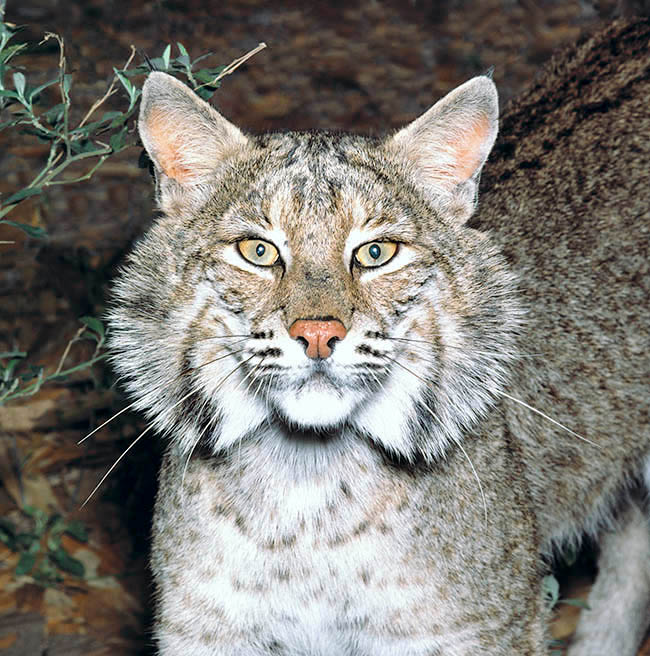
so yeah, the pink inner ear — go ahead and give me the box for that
[147,110,195,183]
[448,115,491,182]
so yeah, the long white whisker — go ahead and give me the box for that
[193,336,250,346]
[81,384,202,508]
[367,368,387,395]
[80,431,148,509]
[79,347,248,446]
[496,390,600,448]
[382,353,434,389]
[241,357,268,398]
[78,399,140,444]
[456,440,488,526]
[263,370,276,429]
[190,348,247,372]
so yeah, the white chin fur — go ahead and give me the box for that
[273,385,360,429]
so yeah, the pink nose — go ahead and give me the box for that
[289,319,347,359]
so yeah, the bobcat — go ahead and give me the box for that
[107,18,650,656]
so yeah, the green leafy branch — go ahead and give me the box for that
[0,505,88,584]
[0,316,107,405]
[0,18,266,239]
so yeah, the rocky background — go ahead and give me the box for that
[0,1,647,654]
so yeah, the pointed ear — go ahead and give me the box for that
[387,76,498,216]
[138,72,248,187]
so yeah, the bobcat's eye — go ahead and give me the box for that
[238,239,279,267]
[354,242,398,268]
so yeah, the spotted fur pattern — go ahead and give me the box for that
[108,17,650,656]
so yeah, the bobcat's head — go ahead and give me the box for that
[109,72,521,461]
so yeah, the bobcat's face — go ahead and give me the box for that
[200,137,430,435]
[109,73,521,461]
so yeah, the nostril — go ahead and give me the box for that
[326,336,341,351]
[295,336,309,351]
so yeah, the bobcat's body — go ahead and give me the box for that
[476,19,650,548]
[109,19,650,656]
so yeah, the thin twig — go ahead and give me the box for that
[41,33,71,157]
[53,325,86,376]
[195,42,267,90]
[78,45,137,128]
[49,154,110,185]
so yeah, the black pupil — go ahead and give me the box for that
[369,243,381,260]
[256,243,266,257]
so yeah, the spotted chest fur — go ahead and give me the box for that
[150,420,541,656]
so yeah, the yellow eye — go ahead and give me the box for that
[237,239,279,267]
[354,242,398,268]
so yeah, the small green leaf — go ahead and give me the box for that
[80,316,105,341]
[177,42,189,57]
[149,56,165,71]
[194,69,220,84]
[2,186,43,205]
[15,552,37,576]
[69,139,101,155]
[28,78,57,102]
[64,520,88,543]
[63,73,73,97]
[2,357,23,382]
[23,505,48,536]
[162,44,171,70]
[0,89,18,99]
[0,219,47,239]
[0,42,27,65]
[12,72,25,97]
[125,86,141,111]
[542,574,560,609]
[101,110,122,121]
[109,113,127,128]
[109,125,128,152]
[195,87,217,101]
[176,54,191,69]
[43,102,65,125]
[50,546,85,577]
[114,69,133,95]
